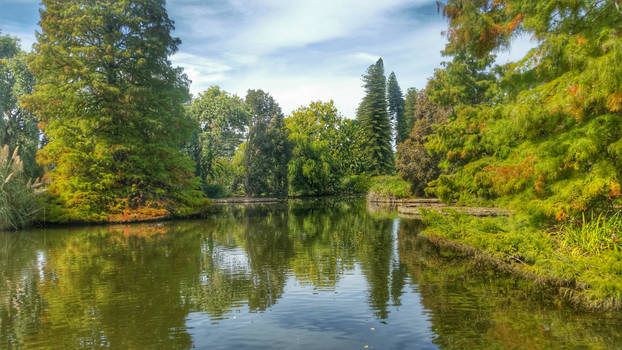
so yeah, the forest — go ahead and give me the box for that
[1,0,622,308]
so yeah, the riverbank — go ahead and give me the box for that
[413,210,622,311]
[367,179,622,310]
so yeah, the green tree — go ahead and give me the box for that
[187,86,250,195]
[286,101,346,196]
[0,33,40,178]
[403,87,418,134]
[387,72,407,145]
[396,91,450,195]
[356,58,393,175]
[427,0,622,220]
[22,0,205,222]
[244,89,290,197]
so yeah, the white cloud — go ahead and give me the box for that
[350,52,380,63]
[171,52,233,94]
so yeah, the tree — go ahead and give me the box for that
[0,33,40,178]
[426,0,622,219]
[244,89,290,197]
[387,72,407,145]
[187,86,249,193]
[286,101,345,196]
[356,58,393,175]
[395,91,450,195]
[403,87,418,135]
[22,0,205,222]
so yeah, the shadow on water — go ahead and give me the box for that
[0,198,621,349]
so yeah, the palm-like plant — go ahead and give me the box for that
[0,145,44,230]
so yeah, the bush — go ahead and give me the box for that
[339,174,372,194]
[0,145,43,230]
[368,175,411,199]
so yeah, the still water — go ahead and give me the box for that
[1,199,621,349]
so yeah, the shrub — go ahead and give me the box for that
[339,174,372,194]
[368,175,411,199]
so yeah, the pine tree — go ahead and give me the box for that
[356,58,393,175]
[387,72,407,145]
[403,87,418,134]
[244,89,290,197]
[22,0,205,221]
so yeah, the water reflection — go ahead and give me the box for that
[0,199,621,349]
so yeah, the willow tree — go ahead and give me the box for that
[356,58,393,175]
[23,0,205,222]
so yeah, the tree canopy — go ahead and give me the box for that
[356,58,393,175]
[22,0,205,221]
[0,33,39,178]
[244,89,290,197]
[426,0,622,220]
[187,86,249,191]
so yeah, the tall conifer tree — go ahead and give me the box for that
[387,72,406,145]
[23,0,204,221]
[403,87,418,133]
[356,58,393,175]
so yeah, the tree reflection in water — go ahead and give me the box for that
[1,199,621,349]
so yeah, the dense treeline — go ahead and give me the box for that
[2,0,621,238]
[0,0,412,227]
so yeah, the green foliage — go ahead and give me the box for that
[559,212,622,255]
[339,174,372,194]
[396,91,450,195]
[357,58,393,175]
[0,145,42,230]
[403,87,418,134]
[426,0,622,221]
[244,89,291,197]
[22,0,207,222]
[286,101,353,196]
[0,33,40,178]
[368,175,411,199]
[186,86,250,194]
[427,51,497,107]
[387,72,407,145]
[421,210,622,310]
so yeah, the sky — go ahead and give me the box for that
[1,0,533,118]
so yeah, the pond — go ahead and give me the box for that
[1,199,621,349]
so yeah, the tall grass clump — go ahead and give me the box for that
[559,212,622,255]
[0,145,44,230]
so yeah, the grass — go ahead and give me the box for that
[0,145,43,231]
[368,175,411,199]
[419,209,622,311]
[558,212,622,255]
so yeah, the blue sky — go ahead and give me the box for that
[1,0,532,117]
